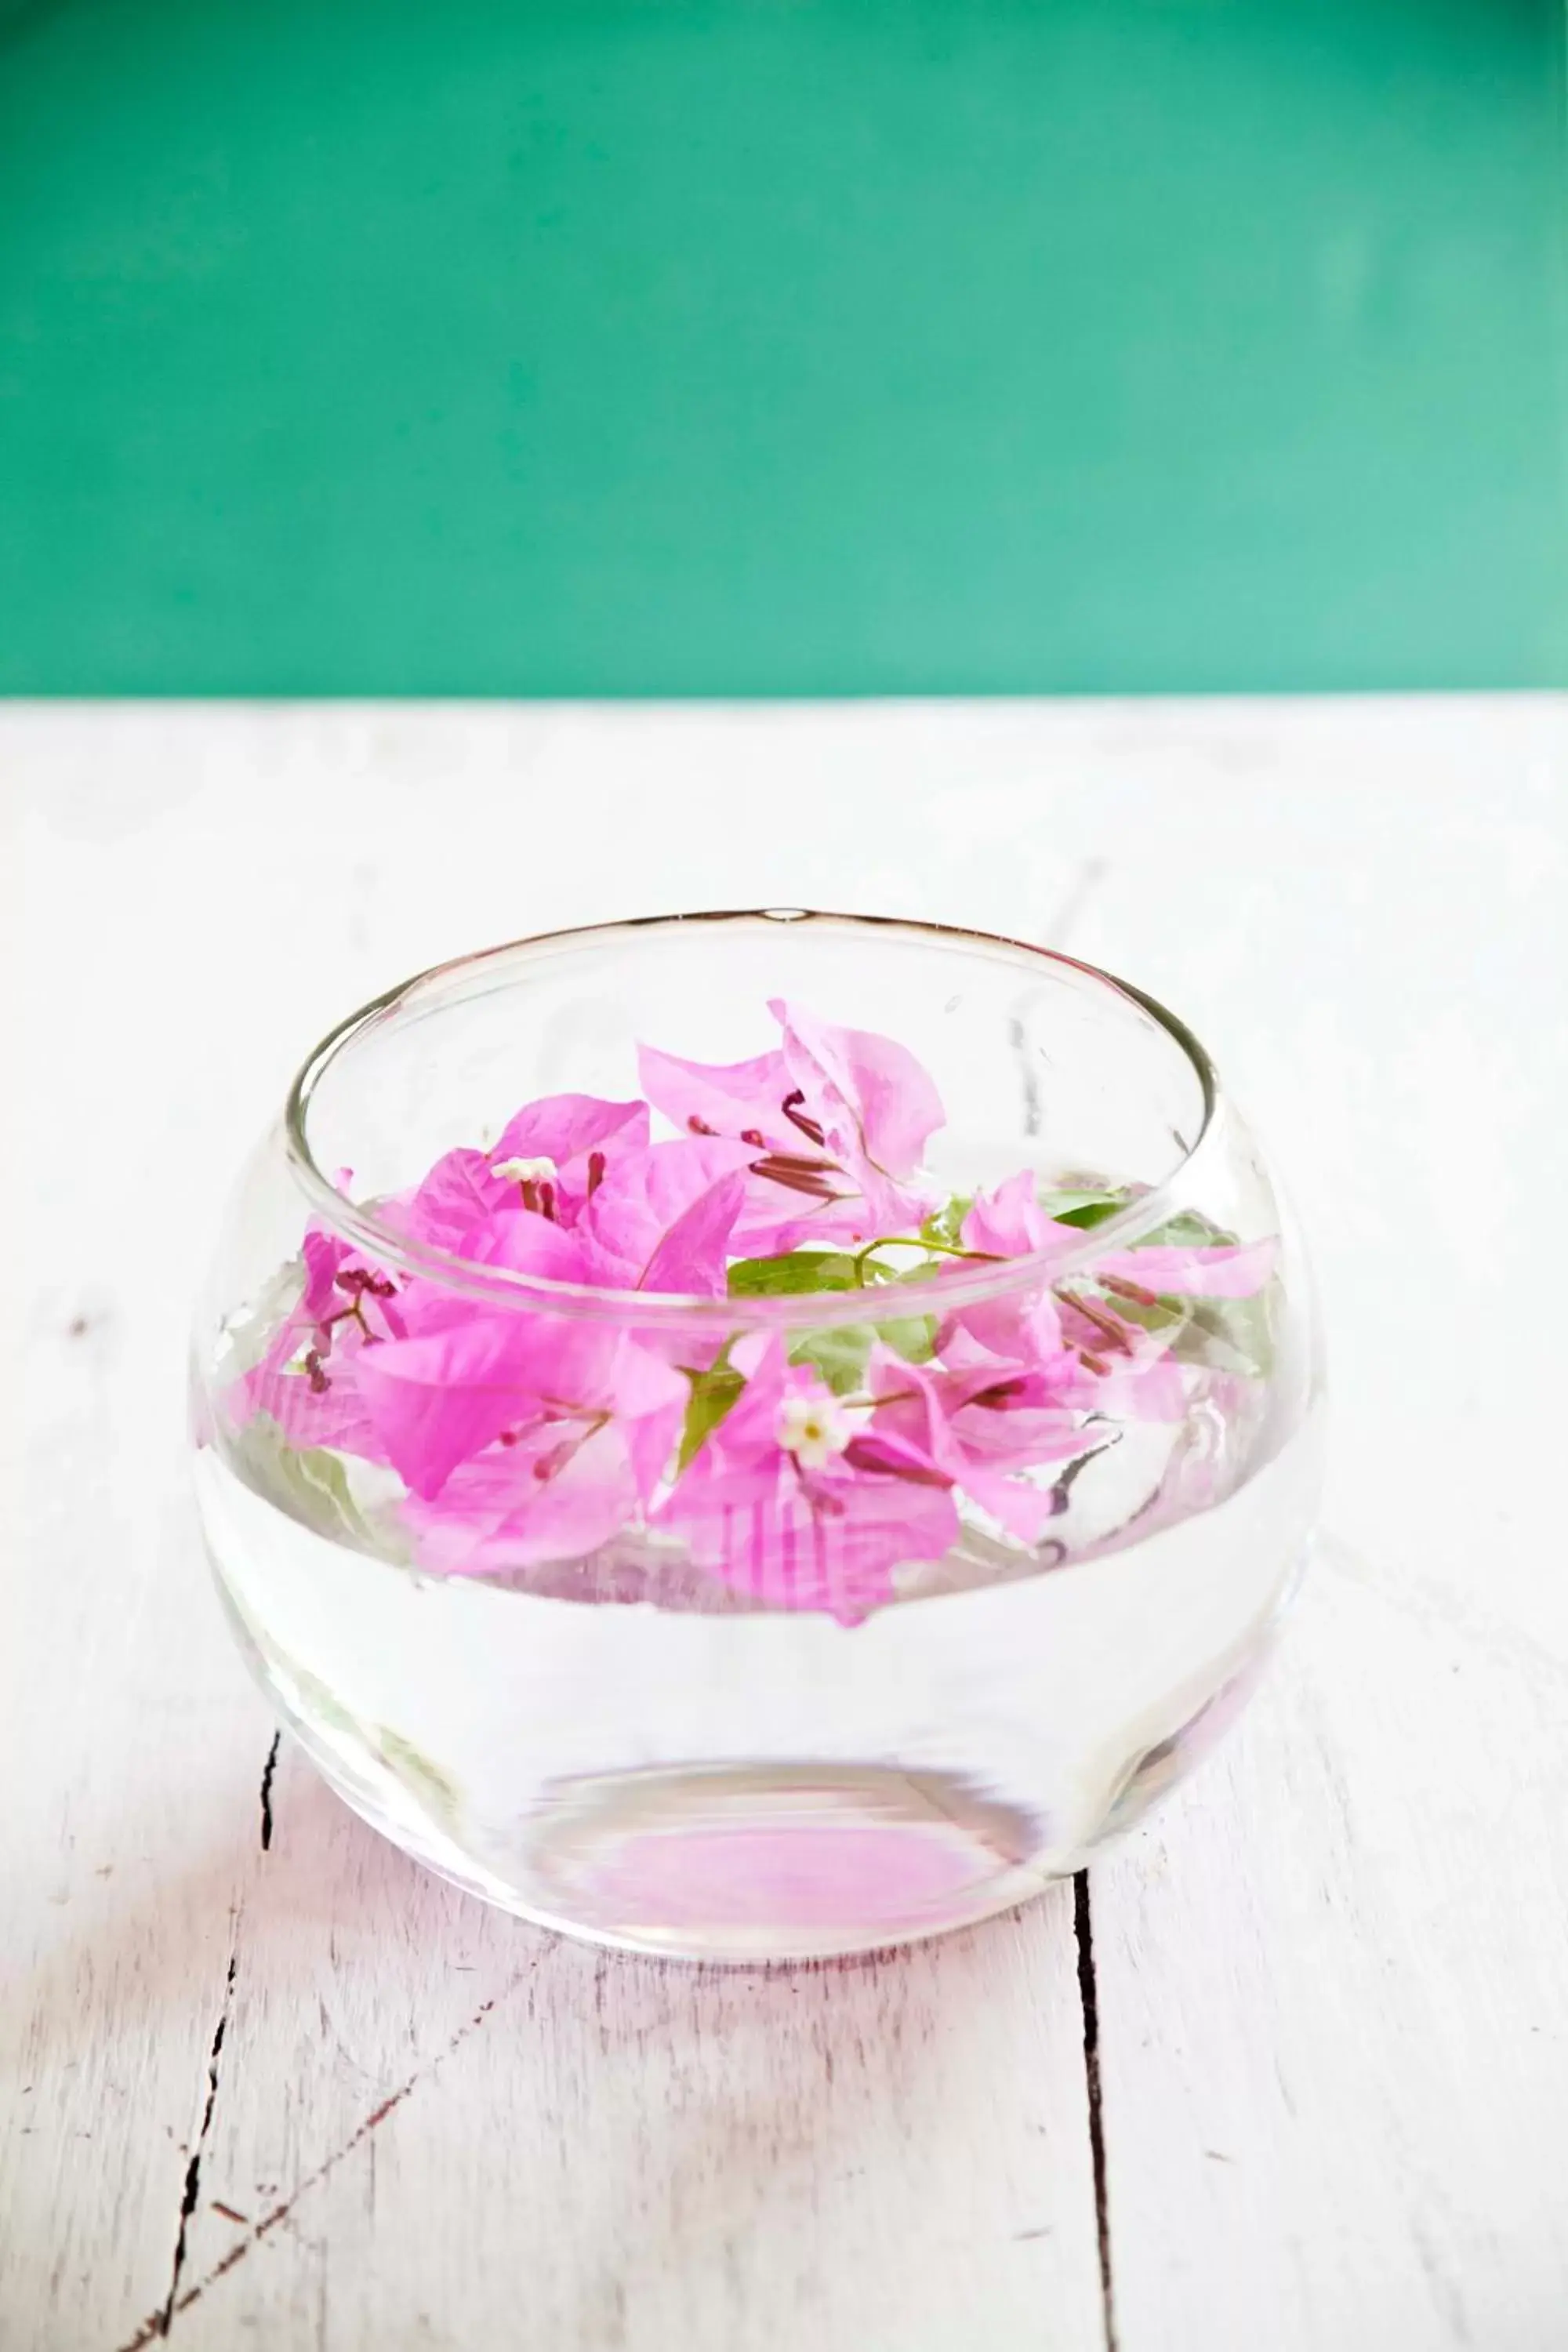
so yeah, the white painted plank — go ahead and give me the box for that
[1089,1551,1568,2352]
[1,790,274,2350]
[1047,704,1568,2349]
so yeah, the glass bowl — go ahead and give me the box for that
[190,909,1323,1960]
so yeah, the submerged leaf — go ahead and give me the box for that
[1173,1290,1276,1378]
[728,1249,862,1297]
[874,1312,940,1365]
[919,1195,973,1250]
[224,1414,379,1548]
[1087,1279,1276,1379]
[1137,1206,1240,1250]
[789,1323,874,1396]
[374,1727,462,1828]
[677,1360,747,1469]
[1043,1190,1129,1230]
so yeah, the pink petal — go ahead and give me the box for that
[950,1283,1064,1367]
[458,1210,597,1286]
[638,1169,748,1294]
[301,1225,353,1319]
[236,1359,383,1458]
[1092,1239,1276,1298]
[636,1046,796,1149]
[604,1338,689,1499]
[865,1346,1082,1537]
[661,1462,959,1623]
[660,1340,963,1616]
[580,1138,753,1294]
[491,1092,651,1168]
[401,1149,514,1251]
[961,1171,1052,1260]
[388,1212,593,1341]
[354,1316,540,1497]
[771,1000,946,1179]
[403,1425,637,1576]
[728,1196,875,1254]
[947,1460,1059,1544]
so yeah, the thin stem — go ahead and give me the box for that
[851,1235,1001,1285]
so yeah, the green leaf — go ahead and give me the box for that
[1085,1280,1276,1380]
[677,1360,746,1469]
[1044,1190,1130,1229]
[1137,1206,1240,1250]
[1173,1290,1276,1379]
[728,1250,862,1297]
[788,1306,938,1394]
[789,1323,874,1396]
[223,1413,383,1552]
[286,1661,363,1739]
[374,1727,462,1828]
[217,1258,306,1377]
[920,1195,972,1250]
[874,1312,939,1365]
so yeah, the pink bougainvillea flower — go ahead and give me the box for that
[354,1311,687,1502]
[234,1224,403,1457]
[956,1172,1274,1386]
[964,1172,1276,1298]
[488,1093,650,1222]
[637,1036,868,1250]
[656,1340,960,1621]
[394,1094,650,1252]
[773,999,944,1212]
[401,1136,754,1304]
[638,1003,944,1251]
[401,1421,640,1577]
[848,1342,1091,1547]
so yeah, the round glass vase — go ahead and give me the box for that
[191,910,1323,1962]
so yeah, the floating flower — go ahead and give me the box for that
[638,1000,941,1251]
[354,1313,687,1502]
[396,1094,650,1250]
[656,1342,960,1621]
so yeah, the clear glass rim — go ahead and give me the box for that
[283,908,1218,1330]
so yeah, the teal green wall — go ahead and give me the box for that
[1,0,1563,695]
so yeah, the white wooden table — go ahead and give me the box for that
[5,697,1566,2352]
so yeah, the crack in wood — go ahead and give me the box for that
[144,1944,238,2345]
[1073,1871,1119,2352]
[258,1734,281,1853]
[111,1967,537,2347]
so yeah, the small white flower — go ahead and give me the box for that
[776,1391,851,1471]
[492,1155,557,1185]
